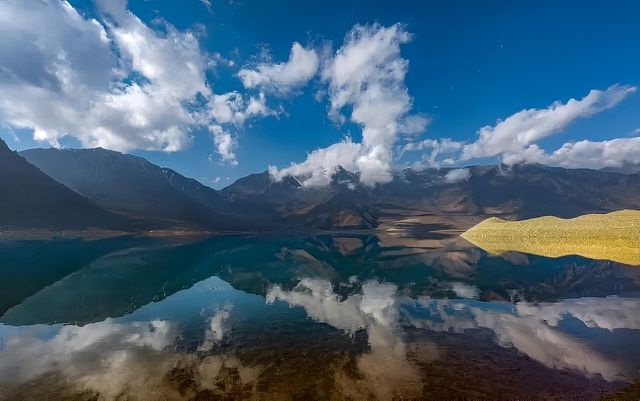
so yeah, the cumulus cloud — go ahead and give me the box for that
[460,84,636,161]
[516,296,640,331]
[267,278,368,332]
[209,125,238,165]
[463,84,640,170]
[409,296,640,382]
[0,317,260,400]
[412,298,638,381]
[270,276,638,385]
[238,42,319,94]
[404,85,637,170]
[6,1,634,175]
[267,278,640,392]
[0,319,176,386]
[402,138,462,167]
[0,0,272,163]
[199,303,233,351]
[502,136,640,169]
[267,279,425,400]
[269,137,364,187]
[271,23,426,187]
[206,91,273,163]
[208,91,272,126]
[443,168,470,183]
[450,282,479,298]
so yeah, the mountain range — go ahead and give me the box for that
[3,138,640,233]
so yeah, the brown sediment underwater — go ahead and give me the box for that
[460,210,640,266]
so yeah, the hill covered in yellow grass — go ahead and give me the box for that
[461,210,640,265]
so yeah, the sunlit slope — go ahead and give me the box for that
[461,210,640,265]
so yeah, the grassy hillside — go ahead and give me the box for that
[461,210,640,265]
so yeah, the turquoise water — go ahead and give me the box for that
[1,235,639,400]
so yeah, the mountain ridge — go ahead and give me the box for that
[20,147,239,230]
[8,142,640,233]
[0,139,130,229]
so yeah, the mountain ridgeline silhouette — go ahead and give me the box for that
[3,138,640,232]
[20,147,238,230]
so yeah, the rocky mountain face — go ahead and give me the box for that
[9,143,640,232]
[221,163,640,229]
[21,147,244,230]
[221,167,377,229]
[373,164,640,219]
[0,139,129,229]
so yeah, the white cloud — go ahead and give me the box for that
[398,114,431,135]
[465,84,640,170]
[407,85,638,170]
[0,319,176,385]
[516,297,640,331]
[206,91,273,162]
[267,279,425,400]
[0,0,272,163]
[238,42,319,94]
[450,282,479,298]
[98,0,210,100]
[199,303,233,351]
[266,278,640,392]
[0,317,259,400]
[6,2,633,174]
[271,23,425,187]
[402,138,463,168]
[410,296,640,382]
[502,136,640,169]
[209,125,238,165]
[461,84,636,161]
[208,91,272,126]
[402,138,462,155]
[443,168,470,183]
[269,138,364,187]
[267,278,368,332]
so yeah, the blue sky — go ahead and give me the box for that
[1,0,639,187]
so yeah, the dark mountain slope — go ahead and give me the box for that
[222,167,377,229]
[374,164,640,218]
[0,139,129,229]
[601,162,640,175]
[21,147,237,229]
[221,163,640,229]
[12,142,640,231]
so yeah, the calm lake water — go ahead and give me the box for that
[1,234,639,400]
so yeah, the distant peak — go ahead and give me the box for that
[0,138,10,152]
[87,147,124,156]
[331,165,359,182]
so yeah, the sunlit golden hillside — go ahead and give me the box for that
[461,210,640,265]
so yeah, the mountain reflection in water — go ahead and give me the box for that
[1,234,639,400]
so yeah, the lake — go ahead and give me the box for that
[1,234,639,400]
